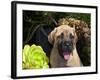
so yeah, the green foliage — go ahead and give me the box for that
[81,47,91,66]
[22,44,49,69]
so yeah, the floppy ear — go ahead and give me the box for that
[48,28,57,44]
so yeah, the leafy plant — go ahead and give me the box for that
[22,44,49,69]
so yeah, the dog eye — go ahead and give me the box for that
[57,36,60,39]
[57,33,63,39]
[70,33,74,39]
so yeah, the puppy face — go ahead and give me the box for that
[48,25,77,61]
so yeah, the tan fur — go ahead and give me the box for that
[48,25,82,67]
[66,48,82,67]
[48,25,77,44]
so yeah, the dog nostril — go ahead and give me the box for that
[64,41,70,46]
[66,43,70,46]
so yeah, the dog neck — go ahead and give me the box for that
[66,47,83,67]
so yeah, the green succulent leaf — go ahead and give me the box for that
[22,44,49,69]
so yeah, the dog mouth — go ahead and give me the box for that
[57,39,74,61]
[58,44,73,61]
[63,51,71,60]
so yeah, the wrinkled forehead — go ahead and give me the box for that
[56,25,75,36]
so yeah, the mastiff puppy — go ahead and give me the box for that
[48,25,82,68]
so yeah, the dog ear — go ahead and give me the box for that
[48,28,57,44]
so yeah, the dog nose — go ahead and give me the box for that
[63,41,73,50]
[65,42,70,46]
[64,41,72,46]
